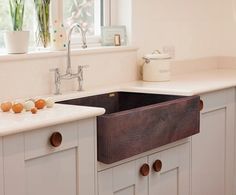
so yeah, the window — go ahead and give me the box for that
[62,0,104,45]
[0,0,108,50]
[63,0,101,36]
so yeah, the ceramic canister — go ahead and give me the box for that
[143,52,171,82]
[51,20,67,51]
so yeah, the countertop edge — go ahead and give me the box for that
[0,107,105,137]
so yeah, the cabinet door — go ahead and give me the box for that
[3,119,97,195]
[192,88,235,195]
[0,138,3,195]
[149,143,190,195]
[3,123,78,195]
[98,157,148,195]
[25,148,77,195]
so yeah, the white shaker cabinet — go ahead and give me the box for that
[3,118,97,195]
[98,142,190,195]
[0,138,3,195]
[192,88,235,195]
[98,157,149,195]
[149,143,190,195]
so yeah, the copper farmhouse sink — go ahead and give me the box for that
[58,92,200,164]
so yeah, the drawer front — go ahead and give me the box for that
[200,88,235,113]
[24,121,78,160]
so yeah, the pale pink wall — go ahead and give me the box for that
[108,0,226,60]
[0,49,138,101]
[131,0,224,60]
[219,0,236,56]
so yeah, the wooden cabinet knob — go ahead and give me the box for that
[153,160,162,172]
[50,132,62,147]
[200,100,204,111]
[140,163,150,176]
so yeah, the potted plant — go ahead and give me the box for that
[34,0,51,48]
[4,0,29,54]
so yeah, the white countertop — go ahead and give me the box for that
[0,104,105,137]
[123,69,236,96]
[50,69,236,103]
[1,68,236,137]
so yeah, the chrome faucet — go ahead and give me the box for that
[50,23,88,95]
[66,23,87,74]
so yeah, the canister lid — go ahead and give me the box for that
[144,51,171,60]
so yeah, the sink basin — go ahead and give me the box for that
[58,92,200,164]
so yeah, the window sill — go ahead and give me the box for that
[0,46,138,62]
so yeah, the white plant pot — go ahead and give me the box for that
[4,31,30,54]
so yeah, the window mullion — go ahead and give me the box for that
[94,0,101,35]
[102,0,111,26]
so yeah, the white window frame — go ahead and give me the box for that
[0,0,111,51]
[51,0,111,47]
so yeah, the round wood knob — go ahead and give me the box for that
[50,132,62,147]
[200,100,204,111]
[153,160,162,172]
[140,163,150,176]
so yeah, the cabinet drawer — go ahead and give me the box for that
[200,88,234,113]
[24,121,78,160]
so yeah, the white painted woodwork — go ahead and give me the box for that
[98,143,190,195]
[24,122,78,160]
[78,118,97,195]
[192,88,235,195]
[3,118,97,195]
[98,157,148,195]
[3,133,26,195]
[149,143,190,195]
[26,148,77,195]
[24,122,79,195]
[0,138,4,195]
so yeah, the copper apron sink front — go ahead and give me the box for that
[58,92,200,164]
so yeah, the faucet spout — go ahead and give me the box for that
[66,23,87,75]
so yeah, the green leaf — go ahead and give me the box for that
[34,0,51,47]
[9,0,25,31]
